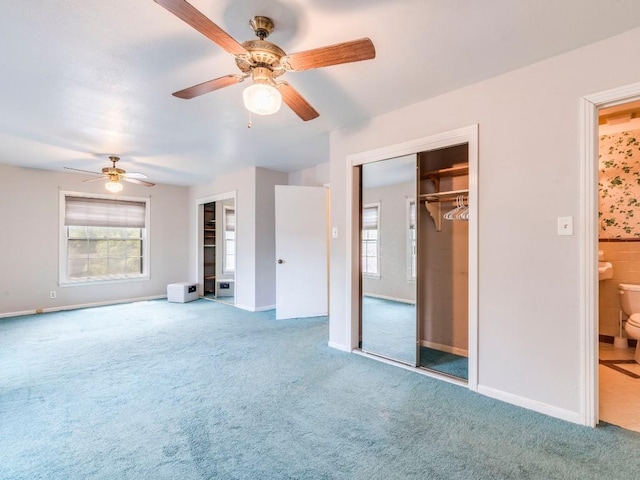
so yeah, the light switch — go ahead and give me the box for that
[558,216,573,236]
[331,227,339,239]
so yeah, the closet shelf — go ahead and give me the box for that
[422,165,469,180]
[420,189,469,203]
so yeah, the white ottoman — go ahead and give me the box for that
[167,282,198,303]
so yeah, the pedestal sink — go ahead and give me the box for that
[599,261,613,281]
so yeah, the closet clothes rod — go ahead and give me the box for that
[420,188,469,203]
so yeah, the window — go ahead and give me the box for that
[362,203,380,277]
[223,206,236,273]
[60,193,149,284]
[407,199,417,281]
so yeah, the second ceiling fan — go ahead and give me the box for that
[154,0,376,121]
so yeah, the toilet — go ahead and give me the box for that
[618,283,640,363]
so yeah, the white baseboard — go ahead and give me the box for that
[234,303,254,312]
[328,341,351,352]
[477,384,584,425]
[234,303,275,312]
[420,340,468,357]
[362,293,416,305]
[0,295,167,319]
[256,305,276,312]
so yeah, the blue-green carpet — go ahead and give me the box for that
[1,299,640,479]
[420,347,468,380]
[362,296,416,364]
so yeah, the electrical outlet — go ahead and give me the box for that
[50,291,56,299]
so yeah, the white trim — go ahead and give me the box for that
[345,125,479,392]
[580,82,640,427]
[349,126,475,166]
[234,303,275,312]
[0,295,166,319]
[420,340,468,357]
[477,385,583,425]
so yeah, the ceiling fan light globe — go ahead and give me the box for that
[243,83,282,115]
[105,180,124,193]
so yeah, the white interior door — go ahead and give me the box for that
[275,185,328,320]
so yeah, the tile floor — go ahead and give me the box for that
[599,342,640,432]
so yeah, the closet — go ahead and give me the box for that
[417,144,469,379]
[359,143,469,381]
[201,197,236,304]
[203,202,216,297]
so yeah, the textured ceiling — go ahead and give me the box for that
[3,0,640,186]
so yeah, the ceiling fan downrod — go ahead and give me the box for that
[249,16,274,40]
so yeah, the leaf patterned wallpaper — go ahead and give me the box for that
[599,129,640,239]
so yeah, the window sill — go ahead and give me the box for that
[60,275,150,287]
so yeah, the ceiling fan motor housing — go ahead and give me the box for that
[235,39,286,80]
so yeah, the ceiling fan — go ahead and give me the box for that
[154,0,376,121]
[64,156,155,193]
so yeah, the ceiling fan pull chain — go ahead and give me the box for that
[248,111,253,128]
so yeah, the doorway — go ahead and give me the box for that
[196,192,236,306]
[595,99,640,432]
[581,81,640,429]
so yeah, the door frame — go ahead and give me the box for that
[581,81,640,427]
[346,124,479,391]
[194,191,237,298]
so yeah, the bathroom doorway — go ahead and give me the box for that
[596,99,640,432]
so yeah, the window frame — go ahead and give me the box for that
[361,202,380,278]
[222,205,235,274]
[407,198,417,282]
[59,191,151,286]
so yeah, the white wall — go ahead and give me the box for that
[189,167,287,311]
[255,168,289,309]
[329,26,640,421]
[0,164,189,315]
[288,161,330,187]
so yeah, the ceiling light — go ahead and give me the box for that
[243,83,282,116]
[105,180,123,193]
[242,66,282,116]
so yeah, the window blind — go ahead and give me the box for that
[225,208,236,232]
[409,201,416,229]
[65,196,146,228]
[362,205,378,230]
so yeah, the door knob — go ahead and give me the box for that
[277,259,284,264]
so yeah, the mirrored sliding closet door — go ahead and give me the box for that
[360,155,418,366]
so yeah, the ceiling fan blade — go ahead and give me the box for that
[123,172,148,179]
[278,82,319,121]
[281,38,375,72]
[154,0,248,56]
[64,166,103,175]
[173,74,245,99]
[123,177,156,187]
[82,175,109,183]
